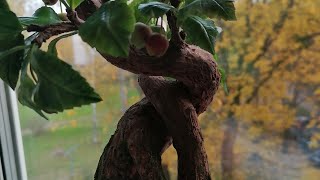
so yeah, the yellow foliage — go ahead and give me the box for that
[66,110,76,116]
[302,166,320,180]
[309,137,319,149]
[69,120,78,128]
[162,146,178,179]
[200,0,320,178]
[306,119,318,129]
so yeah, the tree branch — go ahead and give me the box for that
[166,11,184,46]
[249,0,295,66]
[101,44,220,113]
[26,22,77,46]
[75,0,220,112]
[66,9,85,26]
[75,0,101,20]
[245,59,285,103]
[226,0,296,106]
[166,0,183,46]
[245,45,307,104]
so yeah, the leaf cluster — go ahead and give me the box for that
[0,3,101,119]
[0,0,236,118]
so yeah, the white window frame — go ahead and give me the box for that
[0,152,4,180]
[0,80,27,180]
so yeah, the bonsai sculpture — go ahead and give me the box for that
[0,0,236,179]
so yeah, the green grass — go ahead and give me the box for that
[18,104,94,128]
[20,84,141,180]
[23,126,108,180]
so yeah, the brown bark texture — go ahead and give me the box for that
[76,1,221,179]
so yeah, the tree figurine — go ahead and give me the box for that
[0,0,236,179]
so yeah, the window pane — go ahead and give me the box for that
[8,0,320,180]
[16,34,140,180]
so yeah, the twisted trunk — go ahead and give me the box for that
[139,76,211,179]
[94,98,171,179]
[77,1,221,179]
[94,44,219,180]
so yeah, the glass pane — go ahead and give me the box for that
[8,0,320,180]
[9,1,141,179]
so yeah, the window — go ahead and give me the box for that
[0,81,27,180]
[2,0,320,179]
[1,144,5,180]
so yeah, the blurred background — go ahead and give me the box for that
[7,0,320,179]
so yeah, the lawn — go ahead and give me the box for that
[19,84,141,180]
[23,126,106,180]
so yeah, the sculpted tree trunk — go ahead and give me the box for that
[93,44,220,180]
[77,1,221,179]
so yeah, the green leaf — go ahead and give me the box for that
[17,52,48,119]
[0,9,24,89]
[0,38,27,89]
[79,1,135,57]
[28,46,102,113]
[0,10,23,39]
[138,1,175,18]
[218,66,228,94]
[66,0,84,9]
[130,0,149,24]
[47,31,78,56]
[182,16,221,54]
[0,0,10,10]
[179,0,236,21]
[19,6,61,26]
